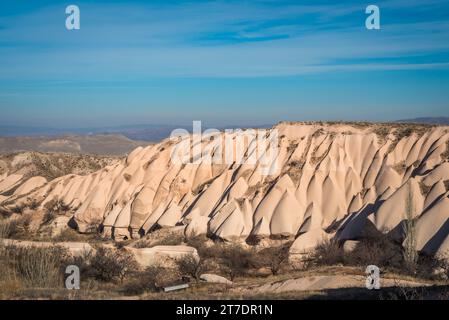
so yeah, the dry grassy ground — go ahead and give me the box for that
[0,152,120,181]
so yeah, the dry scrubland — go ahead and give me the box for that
[0,134,148,155]
[1,122,449,299]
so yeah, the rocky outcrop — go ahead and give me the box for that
[125,245,199,268]
[0,238,95,256]
[2,123,449,256]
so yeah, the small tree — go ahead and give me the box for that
[221,244,256,281]
[176,254,203,281]
[259,245,290,275]
[403,183,418,274]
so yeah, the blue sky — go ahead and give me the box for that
[0,0,449,127]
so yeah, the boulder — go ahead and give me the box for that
[200,273,233,286]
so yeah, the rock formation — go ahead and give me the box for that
[1,122,449,257]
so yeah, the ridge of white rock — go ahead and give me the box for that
[1,123,449,255]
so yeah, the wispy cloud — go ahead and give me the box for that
[0,0,448,80]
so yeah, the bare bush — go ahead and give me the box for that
[1,245,68,288]
[176,254,203,280]
[219,244,257,281]
[258,244,290,275]
[0,215,31,239]
[151,232,184,247]
[121,265,166,295]
[41,211,56,225]
[11,205,25,214]
[311,240,345,266]
[0,218,16,238]
[90,247,138,283]
[312,227,404,271]
[186,235,211,257]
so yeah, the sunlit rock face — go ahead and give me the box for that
[2,122,449,255]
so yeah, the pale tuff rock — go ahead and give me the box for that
[184,216,209,238]
[200,274,233,285]
[289,228,331,255]
[1,123,449,256]
[0,238,94,257]
[13,176,47,196]
[125,245,199,268]
[0,174,23,194]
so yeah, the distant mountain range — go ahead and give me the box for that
[395,117,449,125]
[0,124,272,142]
[0,124,182,142]
[1,118,447,145]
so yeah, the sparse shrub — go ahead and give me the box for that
[84,221,101,234]
[312,228,404,272]
[1,245,68,288]
[191,242,257,279]
[394,127,413,140]
[0,218,16,238]
[258,244,291,276]
[65,250,94,278]
[41,211,56,225]
[373,126,390,139]
[3,215,32,239]
[151,232,185,247]
[348,232,404,270]
[11,205,24,214]
[392,161,407,175]
[416,253,449,281]
[311,240,345,266]
[186,235,211,257]
[90,247,138,283]
[176,254,203,280]
[219,244,257,281]
[419,181,432,196]
[44,199,70,215]
[28,200,40,211]
[287,142,299,153]
[288,160,304,169]
[121,265,166,295]
[52,228,85,242]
